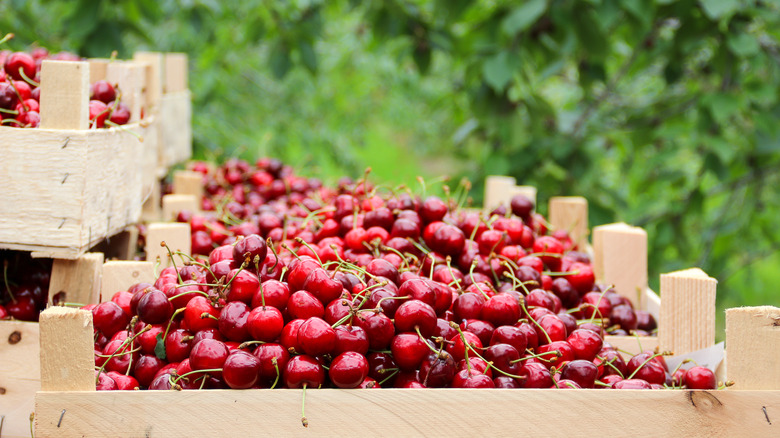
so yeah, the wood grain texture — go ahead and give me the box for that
[88,58,109,83]
[548,196,588,249]
[98,226,139,261]
[0,123,145,259]
[145,222,191,269]
[726,306,780,390]
[164,53,188,93]
[47,253,104,306]
[39,60,89,130]
[159,91,193,167]
[38,307,95,392]
[0,321,40,438]
[34,389,780,438]
[172,170,203,198]
[483,176,516,211]
[162,194,199,222]
[99,261,155,302]
[141,178,162,223]
[658,268,717,356]
[592,223,648,309]
[133,52,163,110]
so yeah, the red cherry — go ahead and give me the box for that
[446,331,482,362]
[297,317,337,356]
[329,351,369,389]
[481,293,521,327]
[419,350,456,387]
[183,296,219,333]
[4,52,35,82]
[452,369,495,388]
[91,80,116,103]
[391,332,433,371]
[284,355,325,389]
[253,343,291,383]
[165,329,194,363]
[394,299,437,337]
[566,328,603,361]
[133,354,165,387]
[91,301,129,338]
[218,301,251,342]
[287,290,325,320]
[223,350,261,389]
[251,280,290,311]
[613,379,652,389]
[560,359,599,388]
[106,371,139,390]
[247,305,284,342]
[519,362,553,388]
[189,338,230,378]
[89,100,110,128]
[303,268,343,305]
[684,366,716,389]
[334,325,369,355]
[108,101,131,125]
[136,289,173,324]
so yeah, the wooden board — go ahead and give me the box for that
[164,53,188,93]
[658,268,717,356]
[0,321,40,438]
[47,253,104,306]
[483,176,537,212]
[726,306,780,390]
[548,196,588,249]
[172,170,203,198]
[133,52,163,110]
[99,261,155,302]
[159,90,192,168]
[38,308,95,393]
[162,194,199,222]
[144,222,191,269]
[592,223,648,309]
[39,60,89,130]
[34,388,780,437]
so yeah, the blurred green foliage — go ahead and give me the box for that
[3,0,780,335]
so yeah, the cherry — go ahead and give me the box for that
[580,291,612,320]
[108,101,130,125]
[334,325,369,355]
[510,194,534,220]
[490,325,527,353]
[452,292,485,322]
[459,319,496,347]
[536,340,575,369]
[493,376,522,388]
[519,362,553,388]
[165,329,194,363]
[452,369,495,388]
[481,293,521,327]
[420,196,448,223]
[525,289,555,312]
[225,269,260,304]
[6,295,38,321]
[251,280,290,311]
[390,332,434,371]
[247,305,284,342]
[253,342,291,383]
[566,328,603,361]
[102,339,137,374]
[535,314,567,344]
[284,355,325,389]
[92,301,129,338]
[297,317,337,356]
[613,379,652,389]
[683,366,716,390]
[96,372,118,391]
[532,236,563,270]
[89,100,110,128]
[91,80,116,103]
[232,234,268,267]
[106,371,139,390]
[4,52,35,82]
[133,354,165,387]
[626,353,666,385]
[636,310,657,332]
[515,322,539,350]
[419,350,456,387]
[551,278,579,309]
[446,331,482,362]
[287,290,325,320]
[429,224,465,256]
[610,304,638,332]
[136,289,173,324]
[218,301,251,342]
[189,338,230,378]
[484,343,521,375]
[329,351,369,389]
[183,296,219,333]
[303,268,343,305]
[367,352,399,385]
[394,299,437,337]
[560,359,599,388]
[223,350,261,389]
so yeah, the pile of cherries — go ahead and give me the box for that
[0,49,131,128]
[89,157,717,391]
[0,250,52,321]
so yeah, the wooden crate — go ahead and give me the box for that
[0,60,149,259]
[31,285,780,437]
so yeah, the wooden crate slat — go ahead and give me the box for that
[144,222,191,268]
[162,194,199,222]
[38,308,96,393]
[592,223,648,309]
[0,321,40,438]
[172,170,203,198]
[726,306,780,390]
[34,388,780,437]
[133,52,163,110]
[163,53,188,93]
[548,196,588,249]
[658,268,717,356]
[47,253,104,306]
[39,60,89,130]
[159,90,192,167]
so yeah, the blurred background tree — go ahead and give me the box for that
[2,0,780,333]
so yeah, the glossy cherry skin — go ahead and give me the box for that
[247,305,284,342]
[133,354,166,387]
[684,366,716,390]
[536,341,575,369]
[252,280,290,311]
[483,343,521,375]
[287,290,325,320]
[566,328,604,361]
[355,311,395,350]
[419,350,457,388]
[626,353,666,385]
[391,332,434,371]
[394,300,437,337]
[334,325,369,355]
[594,348,627,377]
[297,317,337,356]
[253,343,291,384]
[136,289,173,325]
[189,338,230,378]
[452,369,495,388]
[329,351,369,389]
[490,325,528,354]
[519,362,553,388]
[233,234,268,267]
[106,371,139,390]
[224,350,261,389]
[183,296,220,333]
[92,301,129,338]
[303,268,344,306]
[446,331,483,362]
[218,301,251,342]
[493,376,522,388]
[613,379,652,389]
[96,372,118,391]
[165,329,194,363]
[560,359,599,388]
[284,355,326,389]
[481,293,521,327]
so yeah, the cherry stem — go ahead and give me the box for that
[267,238,280,273]
[451,324,525,380]
[378,369,399,386]
[3,260,15,303]
[510,350,562,364]
[626,352,665,380]
[295,237,324,265]
[94,324,151,383]
[158,242,184,284]
[301,383,309,428]
[380,245,411,271]
[468,260,491,300]
[0,33,13,45]
[161,307,186,348]
[519,300,553,344]
[200,312,219,321]
[414,326,439,354]
[171,368,223,385]
[525,251,563,259]
[238,340,266,349]
[270,358,280,389]
[167,289,210,302]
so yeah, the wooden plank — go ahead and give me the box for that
[644,288,661,321]
[483,176,516,212]
[164,53,188,93]
[88,59,109,83]
[47,253,104,307]
[548,196,588,249]
[162,194,199,222]
[106,61,146,123]
[38,307,95,392]
[726,306,780,390]
[34,389,780,437]
[142,178,163,223]
[0,321,40,438]
[592,223,648,309]
[100,261,156,302]
[144,222,191,269]
[39,60,90,130]
[172,170,203,198]
[159,91,193,167]
[133,52,163,110]
[658,268,717,356]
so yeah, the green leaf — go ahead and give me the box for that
[501,0,548,37]
[702,93,740,125]
[67,0,100,42]
[413,45,432,74]
[727,32,760,57]
[482,51,514,92]
[298,40,318,74]
[154,333,166,360]
[699,0,740,20]
[269,41,292,79]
